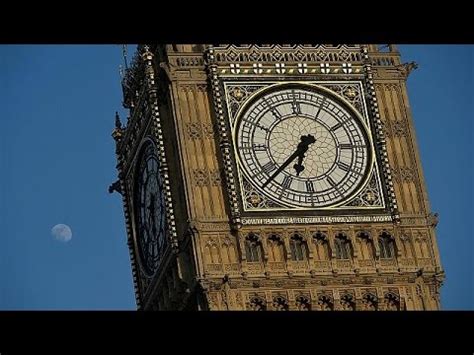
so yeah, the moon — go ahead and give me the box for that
[51,224,72,242]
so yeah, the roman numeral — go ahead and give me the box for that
[282,176,293,189]
[270,108,282,119]
[253,143,267,151]
[255,122,270,132]
[315,97,326,119]
[305,180,315,193]
[291,90,301,115]
[337,161,351,172]
[331,122,344,131]
[292,101,301,115]
[262,161,277,175]
[263,97,282,119]
[339,143,366,149]
[327,176,343,196]
[243,119,270,132]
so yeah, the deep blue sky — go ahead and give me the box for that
[1,45,472,310]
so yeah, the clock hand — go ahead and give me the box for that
[293,134,316,176]
[262,149,301,188]
[262,134,316,188]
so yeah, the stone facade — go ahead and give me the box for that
[112,44,444,310]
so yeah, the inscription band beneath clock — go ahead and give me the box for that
[242,215,393,225]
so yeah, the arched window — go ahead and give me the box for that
[210,244,220,263]
[296,296,311,311]
[384,292,400,311]
[221,239,237,264]
[318,295,334,311]
[340,294,356,311]
[379,232,396,259]
[267,234,285,262]
[313,232,330,260]
[362,293,378,311]
[335,233,352,260]
[245,233,262,262]
[273,296,289,311]
[290,233,308,261]
[357,232,375,260]
[204,240,220,264]
[249,296,266,311]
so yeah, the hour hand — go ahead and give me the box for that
[293,151,306,176]
[293,134,316,176]
[293,159,305,176]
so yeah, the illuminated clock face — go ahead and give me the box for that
[135,142,167,276]
[235,84,372,208]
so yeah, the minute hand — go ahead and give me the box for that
[262,149,302,188]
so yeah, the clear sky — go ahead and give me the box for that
[0,45,472,310]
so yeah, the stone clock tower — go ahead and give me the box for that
[110,44,444,310]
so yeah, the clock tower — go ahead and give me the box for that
[111,44,444,310]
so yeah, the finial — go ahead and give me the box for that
[115,111,122,129]
[141,44,154,61]
[119,64,124,79]
[122,45,128,70]
[112,112,124,142]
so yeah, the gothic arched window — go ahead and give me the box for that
[318,295,334,311]
[296,296,311,311]
[273,296,289,311]
[340,294,356,311]
[335,233,352,260]
[384,292,401,311]
[290,233,308,261]
[357,232,375,260]
[362,293,378,311]
[267,234,285,262]
[249,296,266,311]
[313,231,331,260]
[245,233,262,262]
[221,239,237,264]
[379,232,396,259]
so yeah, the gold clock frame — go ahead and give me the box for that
[224,80,387,213]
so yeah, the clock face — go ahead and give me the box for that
[235,84,372,208]
[135,142,167,276]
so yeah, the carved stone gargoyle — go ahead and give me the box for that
[108,180,122,195]
[396,61,418,78]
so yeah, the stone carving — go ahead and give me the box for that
[193,169,210,186]
[273,296,289,311]
[396,61,418,78]
[340,293,356,310]
[384,292,400,311]
[186,122,215,140]
[346,172,383,208]
[192,168,223,187]
[361,293,378,311]
[187,122,203,139]
[213,45,362,64]
[427,213,439,227]
[295,295,312,311]
[317,295,334,311]
[249,296,267,311]
[392,120,408,137]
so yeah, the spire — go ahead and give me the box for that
[122,45,129,70]
[115,111,122,129]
